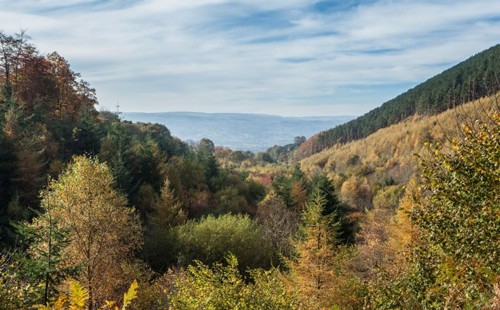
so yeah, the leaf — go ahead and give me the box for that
[121,280,139,310]
[69,281,89,310]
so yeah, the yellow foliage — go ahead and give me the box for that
[301,94,498,190]
[121,280,138,310]
[35,280,138,310]
[69,282,89,310]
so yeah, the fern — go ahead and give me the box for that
[121,280,138,310]
[34,280,138,310]
[69,281,89,310]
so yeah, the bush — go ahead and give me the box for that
[175,214,275,271]
[169,256,298,309]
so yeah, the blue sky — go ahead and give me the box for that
[1,0,499,116]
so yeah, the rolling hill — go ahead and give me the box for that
[121,112,353,152]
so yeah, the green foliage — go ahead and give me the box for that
[14,198,75,305]
[169,255,298,309]
[296,44,500,159]
[175,214,275,271]
[0,251,39,309]
[372,185,404,211]
[143,178,187,271]
[271,165,310,209]
[312,173,356,244]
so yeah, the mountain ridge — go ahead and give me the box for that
[121,112,354,152]
[294,44,500,160]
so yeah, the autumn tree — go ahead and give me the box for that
[39,156,142,309]
[288,190,365,308]
[371,111,500,309]
[256,190,298,259]
[287,190,338,307]
[0,30,31,100]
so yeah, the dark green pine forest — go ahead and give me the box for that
[294,44,500,160]
[0,31,498,309]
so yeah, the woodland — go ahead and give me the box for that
[0,31,499,309]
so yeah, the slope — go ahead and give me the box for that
[295,44,500,160]
[300,94,499,211]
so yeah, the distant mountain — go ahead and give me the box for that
[121,112,354,152]
[295,44,500,160]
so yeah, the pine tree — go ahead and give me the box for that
[147,178,186,229]
[15,184,74,305]
[312,173,356,243]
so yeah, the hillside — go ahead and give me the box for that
[121,112,353,152]
[295,44,500,160]
[1,31,499,309]
[300,94,499,211]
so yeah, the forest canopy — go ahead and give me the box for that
[0,31,498,309]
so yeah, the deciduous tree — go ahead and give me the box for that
[40,156,142,309]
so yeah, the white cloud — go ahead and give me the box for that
[0,0,499,116]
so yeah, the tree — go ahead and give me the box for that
[170,255,298,309]
[175,214,274,271]
[0,131,16,245]
[288,190,365,308]
[147,178,186,229]
[0,31,31,101]
[313,173,357,243]
[288,190,338,307]
[372,111,500,309]
[14,186,74,305]
[256,190,298,259]
[144,178,187,271]
[40,156,142,309]
[408,112,499,308]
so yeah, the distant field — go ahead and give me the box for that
[121,112,354,152]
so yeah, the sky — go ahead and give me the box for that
[0,0,499,116]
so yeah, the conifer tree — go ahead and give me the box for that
[312,173,356,243]
[288,190,339,307]
[147,178,186,229]
[15,185,74,305]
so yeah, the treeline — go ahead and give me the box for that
[294,44,500,159]
[1,31,498,309]
[0,32,360,309]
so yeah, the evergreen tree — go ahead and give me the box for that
[312,173,356,243]
[14,185,74,305]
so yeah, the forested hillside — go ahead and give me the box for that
[0,31,498,309]
[295,44,500,160]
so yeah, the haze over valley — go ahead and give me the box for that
[122,112,353,152]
